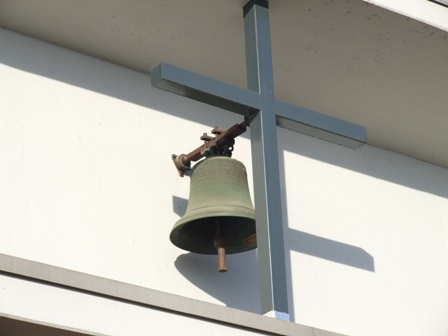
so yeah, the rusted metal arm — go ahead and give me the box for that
[172,117,251,177]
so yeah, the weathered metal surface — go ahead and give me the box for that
[172,117,251,177]
[170,156,256,257]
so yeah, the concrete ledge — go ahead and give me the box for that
[0,253,344,336]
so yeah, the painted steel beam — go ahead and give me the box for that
[151,62,260,117]
[275,101,366,149]
[243,0,289,320]
[151,63,367,148]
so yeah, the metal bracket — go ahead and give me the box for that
[172,117,251,177]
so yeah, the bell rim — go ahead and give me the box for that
[170,210,257,255]
[170,218,257,255]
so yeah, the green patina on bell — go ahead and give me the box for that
[170,156,257,266]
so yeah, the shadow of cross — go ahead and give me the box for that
[151,0,367,321]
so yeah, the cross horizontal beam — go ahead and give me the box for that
[151,62,367,149]
[151,62,260,117]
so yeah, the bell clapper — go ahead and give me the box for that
[213,218,228,272]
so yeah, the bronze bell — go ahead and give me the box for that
[170,156,257,272]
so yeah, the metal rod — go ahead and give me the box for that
[213,218,228,273]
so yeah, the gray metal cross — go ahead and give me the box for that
[151,0,366,321]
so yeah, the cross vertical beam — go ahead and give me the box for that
[244,0,289,319]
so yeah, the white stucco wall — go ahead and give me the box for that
[281,132,448,335]
[1,28,448,335]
